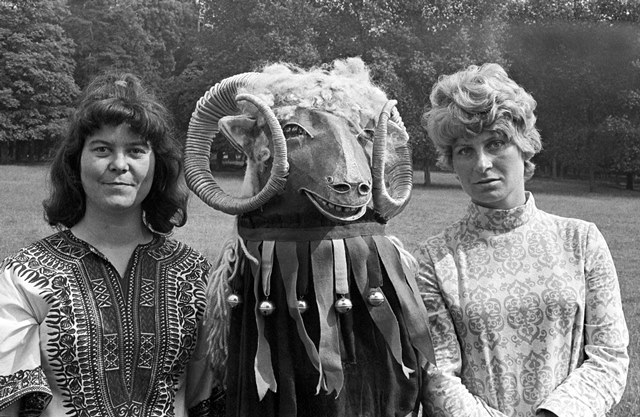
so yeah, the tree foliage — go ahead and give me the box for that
[508,21,640,183]
[2,0,640,189]
[64,0,199,88]
[0,0,78,157]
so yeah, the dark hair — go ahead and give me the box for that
[43,72,188,233]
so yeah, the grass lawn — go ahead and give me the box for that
[1,164,638,415]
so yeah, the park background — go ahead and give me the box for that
[1,0,639,415]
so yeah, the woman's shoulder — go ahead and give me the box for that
[535,209,597,234]
[3,231,69,262]
[416,218,467,262]
[155,236,213,270]
[1,231,73,280]
[421,218,468,246]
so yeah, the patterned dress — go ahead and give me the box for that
[416,193,629,417]
[0,230,216,417]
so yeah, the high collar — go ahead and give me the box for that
[466,191,536,232]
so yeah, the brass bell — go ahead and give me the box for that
[227,293,242,308]
[259,299,276,316]
[367,289,385,306]
[296,299,309,314]
[334,296,352,314]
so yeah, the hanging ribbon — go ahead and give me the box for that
[246,241,278,399]
[344,236,413,378]
[310,239,343,396]
[389,238,432,334]
[275,242,323,383]
[261,240,275,297]
[332,239,349,295]
[372,236,436,366]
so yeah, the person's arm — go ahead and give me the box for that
[0,258,52,414]
[416,246,508,417]
[185,263,225,417]
[537,224,629,417]
[0,401,19,417]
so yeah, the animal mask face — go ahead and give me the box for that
[184,70,412,222]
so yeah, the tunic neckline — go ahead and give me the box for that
[466,191,536,232]
[61,228,161,259]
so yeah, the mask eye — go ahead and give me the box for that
[283,123,312,140]
[358,129,375,142]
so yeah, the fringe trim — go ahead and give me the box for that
[206,232,435,396]
[205,224,259,388]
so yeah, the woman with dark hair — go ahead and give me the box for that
[0,72,219,416]
[417,63,628,417]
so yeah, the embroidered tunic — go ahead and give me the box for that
[0,230,215,417]
[416,193,629,417]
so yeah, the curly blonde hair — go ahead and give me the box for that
[421,63,541,180]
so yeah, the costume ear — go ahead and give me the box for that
[219,115,259,152]
[386,119,409,146]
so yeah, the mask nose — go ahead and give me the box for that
[326,178,371,196]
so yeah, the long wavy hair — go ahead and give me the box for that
[421,63,542,180]
[43,72,188,233]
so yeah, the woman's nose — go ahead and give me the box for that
[109,151,129,172]
[475,150,493,172]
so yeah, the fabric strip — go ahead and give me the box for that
[246,242,277,399]
[310,240,343,396]
[261,241,275,296]
[344,237,412,378]
[274,242,323,383]
[372,236,436,366]
[363,236,383,288]
[296,241,309,297]
[332,239,349,295]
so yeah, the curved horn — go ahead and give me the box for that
[185,74,289,215]
[371,100,413,221]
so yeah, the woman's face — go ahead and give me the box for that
[79,124,155,218]
[452,131,526,209]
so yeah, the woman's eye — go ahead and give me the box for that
[130,147,148,155]
[93,146,109,154]
[487,140,506,152]
[457,147,472,156]
[283,124,311,140]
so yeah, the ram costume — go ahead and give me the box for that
[184,58,434,417]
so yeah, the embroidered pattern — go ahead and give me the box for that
[418,194,629,417]
[0,368,51,412]
[104,334,119,370]
[0,231,211,416]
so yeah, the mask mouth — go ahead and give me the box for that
[302,189,369,222]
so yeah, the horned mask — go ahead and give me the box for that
[184,59,434,404]
[184,67,413,224]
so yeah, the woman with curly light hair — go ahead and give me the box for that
[417,63,628,417]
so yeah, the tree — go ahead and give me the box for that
[64,0,199,88]
[0,0,79,162]
[197,0,322,78]
[599,115,640,190]
[507,21,640,189]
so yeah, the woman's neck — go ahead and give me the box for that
[70,209,154,278]
[71,209,153,249]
